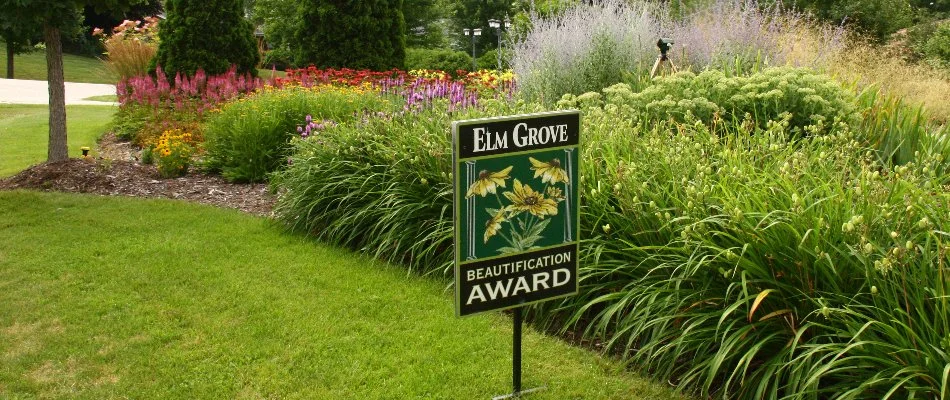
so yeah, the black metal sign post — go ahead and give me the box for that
[452,110,581,399]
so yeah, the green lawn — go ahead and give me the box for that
[0,191,683,399]
[0,105,115,177]
[3,44,115,84]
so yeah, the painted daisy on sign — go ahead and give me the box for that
[504,179,559,218]
[466,166,513,198]
[529,157,569,184]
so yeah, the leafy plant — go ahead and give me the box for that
[202,85,395,182]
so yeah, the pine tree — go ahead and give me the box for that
[152,0,259,77]
[294,0,406,70]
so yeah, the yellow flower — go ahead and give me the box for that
[546,186,564,201]
[466,166,513,198]
[529,157,569,184]
[504,179,559,218]
[484,209,506,243]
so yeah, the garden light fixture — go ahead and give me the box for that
[488,18,512,70]
[463,28,483,71]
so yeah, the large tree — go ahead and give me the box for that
[0,0,145,162]
[294,0,406,70]
[152,0,259,77]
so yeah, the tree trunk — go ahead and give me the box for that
[44,24,68,162]
[5,42,13,79]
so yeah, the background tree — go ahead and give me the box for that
[404,0,449,48]
[247,0,297,68]
[788,0,915,41]
[0,10,41,79]
[152,0,260,77]
[294,0,406,70]
[0,0,145,162]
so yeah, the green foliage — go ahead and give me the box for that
[793,0,914,40]
[855,86,950,175]
[922,23,950,66]
[476,48,511,70]
[271,83,950,398]
[558,67,857,137]
[202,86,396,182]
[451,0,512,54]
[152,0,259,77]
[404,0,449,48]
[272,100,540,275]
[293,0,407,70]
[405,47,471,73]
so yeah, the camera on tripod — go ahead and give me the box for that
[651,38,678,78]
[656,38,674,57]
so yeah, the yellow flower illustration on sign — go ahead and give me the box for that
[466,166,513,198]
[504,179,559,218]
[484,209,506,243]
[529,157,569,184]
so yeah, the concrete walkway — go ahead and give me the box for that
[0,78,117,106]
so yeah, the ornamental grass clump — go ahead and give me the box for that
[273,99,544,275]
[202,85,396,182]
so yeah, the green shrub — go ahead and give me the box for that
[152,0,260,77]
[923,23,950,67]
[558,67,857,136]
[202,86,395,182]
[405,47,472,74]
[293,0,406,70]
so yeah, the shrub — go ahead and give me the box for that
[922,23,950,67]
[152,0,260,77]
[154,128,196,178]
[202,85,396,182]
[294,0,406,70]
[405,47,472,75]
[558,67,857,136]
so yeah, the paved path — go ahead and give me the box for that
[0,78,117,106]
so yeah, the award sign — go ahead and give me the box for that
[452,110,580,317]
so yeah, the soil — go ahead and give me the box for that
[0,133,275,217]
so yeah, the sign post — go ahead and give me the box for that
[452,110,581,398]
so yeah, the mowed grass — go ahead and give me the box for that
[0,191,684,399]
[0,105,115,177]
[2,44,115,84]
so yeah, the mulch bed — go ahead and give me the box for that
[0,137,275,217]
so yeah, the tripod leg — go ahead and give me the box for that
[669,60,678,74]
[650,56,662,79]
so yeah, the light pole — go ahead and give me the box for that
[462,28,482,71]
[488,18,511,70]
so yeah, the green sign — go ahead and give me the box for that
[453,110,580,317]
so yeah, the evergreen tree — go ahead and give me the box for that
[152,0,259,77]
[294,0,406,70]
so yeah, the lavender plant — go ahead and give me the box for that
[510,0,846,104]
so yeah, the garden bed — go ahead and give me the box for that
[0,158,274,217]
